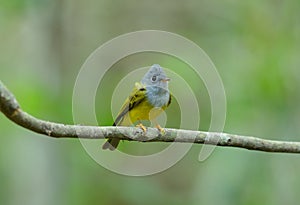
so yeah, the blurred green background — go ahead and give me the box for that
[1,0,300,204]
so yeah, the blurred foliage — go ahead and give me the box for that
[1,0,300,205]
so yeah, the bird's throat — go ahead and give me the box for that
[146,86,170,108]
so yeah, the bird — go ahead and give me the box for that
[102,64,172,150]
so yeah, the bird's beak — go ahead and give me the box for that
[161,78,170,82]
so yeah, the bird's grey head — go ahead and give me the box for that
[141,64,170,91]
[141,64,170,107]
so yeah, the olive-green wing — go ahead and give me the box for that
[113,82,147,126]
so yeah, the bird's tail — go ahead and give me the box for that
[102,138,120,151]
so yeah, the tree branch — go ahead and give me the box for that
[1,80,300,153]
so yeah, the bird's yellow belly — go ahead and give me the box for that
[120,100,166,126]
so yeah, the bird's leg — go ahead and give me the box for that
[136,120,147,132]
[156,124,165,133]
[153,119,165,134]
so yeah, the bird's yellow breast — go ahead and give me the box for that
[119,99,167,126]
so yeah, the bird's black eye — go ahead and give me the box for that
[151,76,157,82]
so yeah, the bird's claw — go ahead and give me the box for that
[136,123,147,132]
[156,124,165,135]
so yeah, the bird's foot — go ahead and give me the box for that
[136,123,147,132]
[156,124,165,135]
